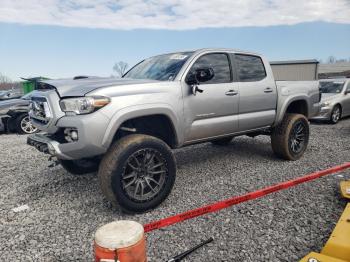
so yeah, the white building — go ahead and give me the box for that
[270,60,319,81]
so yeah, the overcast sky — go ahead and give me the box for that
[1,0,349,80]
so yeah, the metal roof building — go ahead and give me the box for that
[270,59,319,81]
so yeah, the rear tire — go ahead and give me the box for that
[98,134,176,213]
[59,158,100,175]
[329,105,341,124]
[271,114,309,160]
[211,136,234,146]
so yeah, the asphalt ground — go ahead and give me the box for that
[0,118,349,261]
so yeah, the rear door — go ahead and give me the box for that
[233,54,277,131]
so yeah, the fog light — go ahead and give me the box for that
[64,128,79,142]
[71,130,78,141]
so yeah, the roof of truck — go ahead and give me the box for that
[153,48,262,57]
[195,48,262,56]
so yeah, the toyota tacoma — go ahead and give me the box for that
[27,48,320,213]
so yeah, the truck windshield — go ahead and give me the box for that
[124,52,193,81]
[320,81,345,93]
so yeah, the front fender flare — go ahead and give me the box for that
[101,103,182,149]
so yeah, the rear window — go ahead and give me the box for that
[235,54,266,82]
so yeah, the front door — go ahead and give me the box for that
[182,52,239,143]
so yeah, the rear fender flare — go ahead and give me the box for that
[275,95,310,126]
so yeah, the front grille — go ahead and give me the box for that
[30,96,52,125]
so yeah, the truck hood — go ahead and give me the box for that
[41,77,160,97]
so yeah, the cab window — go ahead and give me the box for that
[235,54,266,82]
[188,53,231,84]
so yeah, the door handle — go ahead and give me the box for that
[225,90,238,96]
[264,87,273,93]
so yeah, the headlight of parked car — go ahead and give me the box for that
[321,101,331,107]
[60,96,110,114]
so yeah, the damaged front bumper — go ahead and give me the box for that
[27,133,74,160]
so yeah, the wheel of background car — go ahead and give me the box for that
[271,114,309,161]
[98,134,176,213]
[330,105,341,124]
[59,158,100,175]
[15,113,38,134]
[211,136,234,146]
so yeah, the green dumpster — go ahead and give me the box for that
[21,77,49,94]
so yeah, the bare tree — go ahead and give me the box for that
[336,58,347,63]
[113,61,129,78]
[0,72,12,83]
[0,73,13,90]
[327,56,336,64]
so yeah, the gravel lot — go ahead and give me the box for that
[1,118,350,261]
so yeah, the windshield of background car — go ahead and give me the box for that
[320,81,345,93]
[124,52,194,81]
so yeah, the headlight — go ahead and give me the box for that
[60,96,110,114]
[321,101,331,107]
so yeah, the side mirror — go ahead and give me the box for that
[195,68,214,83]
[186,67,215,85]
[345,90,350,95]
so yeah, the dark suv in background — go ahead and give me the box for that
[0,92,37,134]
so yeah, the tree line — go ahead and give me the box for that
[323,56,350,64]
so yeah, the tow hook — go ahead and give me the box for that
[48,156,59,168]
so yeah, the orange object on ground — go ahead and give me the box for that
[94,220,147,262]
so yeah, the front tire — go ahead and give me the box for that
[271,114,309,160]
[15,113,37,134]
[59,158,100,175]
[329,105,341,124]
[98,134,176,213]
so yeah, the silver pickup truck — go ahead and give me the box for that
[27,48,320,213]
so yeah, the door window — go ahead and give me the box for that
[188,53,231,84]
[235,54,266,82]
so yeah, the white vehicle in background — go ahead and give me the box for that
[311,78,350,124]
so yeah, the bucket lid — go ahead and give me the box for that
[95,220,144,249]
